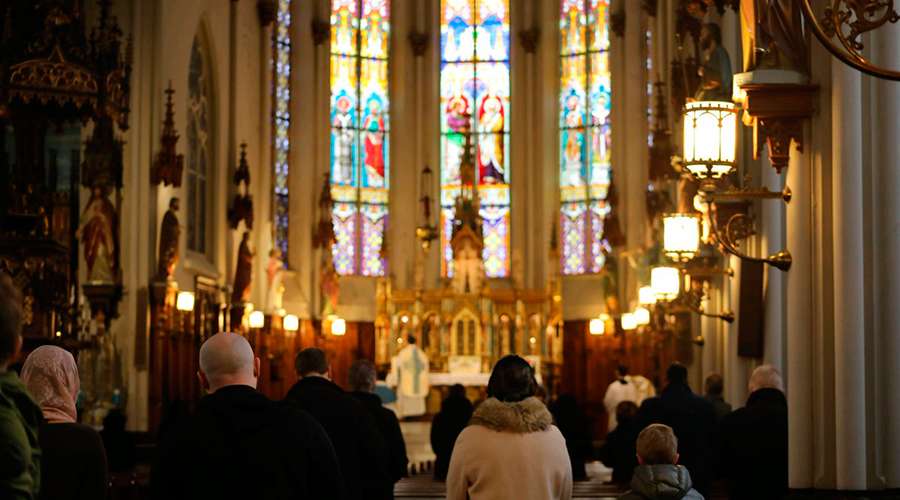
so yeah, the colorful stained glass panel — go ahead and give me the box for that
[559,0,611,275]
[330,0,390,276]
[440,0,511,278]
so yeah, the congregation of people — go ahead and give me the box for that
[0,271,788,500]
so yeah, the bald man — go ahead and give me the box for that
[717,365,788,500]
[151,333,345,500]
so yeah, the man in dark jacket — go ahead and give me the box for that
[151,333,344,500]
[348,358,408,499]
[718,364,788,500]
[599,401,640,485]
[0,273,42,500]
[550,394,593,481]
[286,348,390,500]
[636,363,716,496]
[430,384,473,481]
[704,373,732,423]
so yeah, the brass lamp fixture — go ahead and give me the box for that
[682,101,738,191]
[651,266,681,302]
[650,266,734,323]
[800,0,900,81]
[663,213,702,262]
[415,165,439,251]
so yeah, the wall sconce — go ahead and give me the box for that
[331,316,346,336]
[633,307,651,326]
[176,291,195,312]
[651,266,681,302]
[589,318,606,336]
[638,286,657,306]
[682,101,737,191]
[248,310,265,329]
[663,213,701,262]
[283,314,299,333]
[621,313,638,331]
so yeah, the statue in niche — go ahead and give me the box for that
[231,231,254,304]
[695,22,734,101]
[452,240,484,295]
[740,0,807,73]
[77,186,117,284]
[265,248,285,313]
[156,197,180,281]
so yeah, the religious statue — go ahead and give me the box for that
[156,197,180,281]
[388,335,430,418]
[265,248,285,313]
[77,186,117,284]
[695,22,734,101]
[231,231,254,304]
[477,93,505,184]
[362,96,386,187]
[452,241,485,295]
[740,0,807,73]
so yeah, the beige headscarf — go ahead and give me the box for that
[21,345,80,423]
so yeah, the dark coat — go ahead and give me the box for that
[285,377,390,500]
[705,395,732,424]
[550,395,593,481]
[619,464,704,500]
[599,416,640,485]
[430,393,473,481]
[39,422,107,500]
[718,388,788,500]
[151,384,344,500]
[637,383,717,495]
[0,371,42,500]
[351,391,409,496]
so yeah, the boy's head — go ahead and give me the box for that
[636,424,679,465]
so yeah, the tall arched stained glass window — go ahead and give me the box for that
[440,0,511,279]
[330,0,390,276]
[559,0,611,275]
[273,0,292,263]
[187,32,213,255]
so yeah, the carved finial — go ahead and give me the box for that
[610,9,625,38]
[228,142,254,230]
[151,82,184,187]
[257,0,277,27]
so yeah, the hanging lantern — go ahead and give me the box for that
[663,213,702,262]
[634,307,651,326]
[621,313,638,331]
[589,318,606,336]
[175,291,195,312]
[248,310,265,329]
[331,316,347,336]
[651,266,681,301]
[283,314,299,332]
[639,286,657,305]
[682,101,737,187]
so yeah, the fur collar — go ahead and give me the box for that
[470,397,553,433]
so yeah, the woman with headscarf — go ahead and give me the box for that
[22,346,108,500]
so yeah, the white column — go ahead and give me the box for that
[831,57,867,491]
[785,130,814,488]
[875,25,900,488]
[761,151,785,372]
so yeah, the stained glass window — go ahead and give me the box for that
[559,0,611,275]
[273,0,292,263]
[440,0,511,278]
[187,33,212,254]
[329,0,390,276]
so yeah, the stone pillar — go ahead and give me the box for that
[785,129,814,488]
[831,58,867,491]
[761,151,784,372]
[875,26,900,488]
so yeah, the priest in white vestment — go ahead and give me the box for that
[389,335,430,418]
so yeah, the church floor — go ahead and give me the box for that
[396,422,624,499]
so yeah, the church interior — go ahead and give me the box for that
[1,0,899,498]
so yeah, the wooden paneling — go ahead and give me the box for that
[559,320,682,438]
